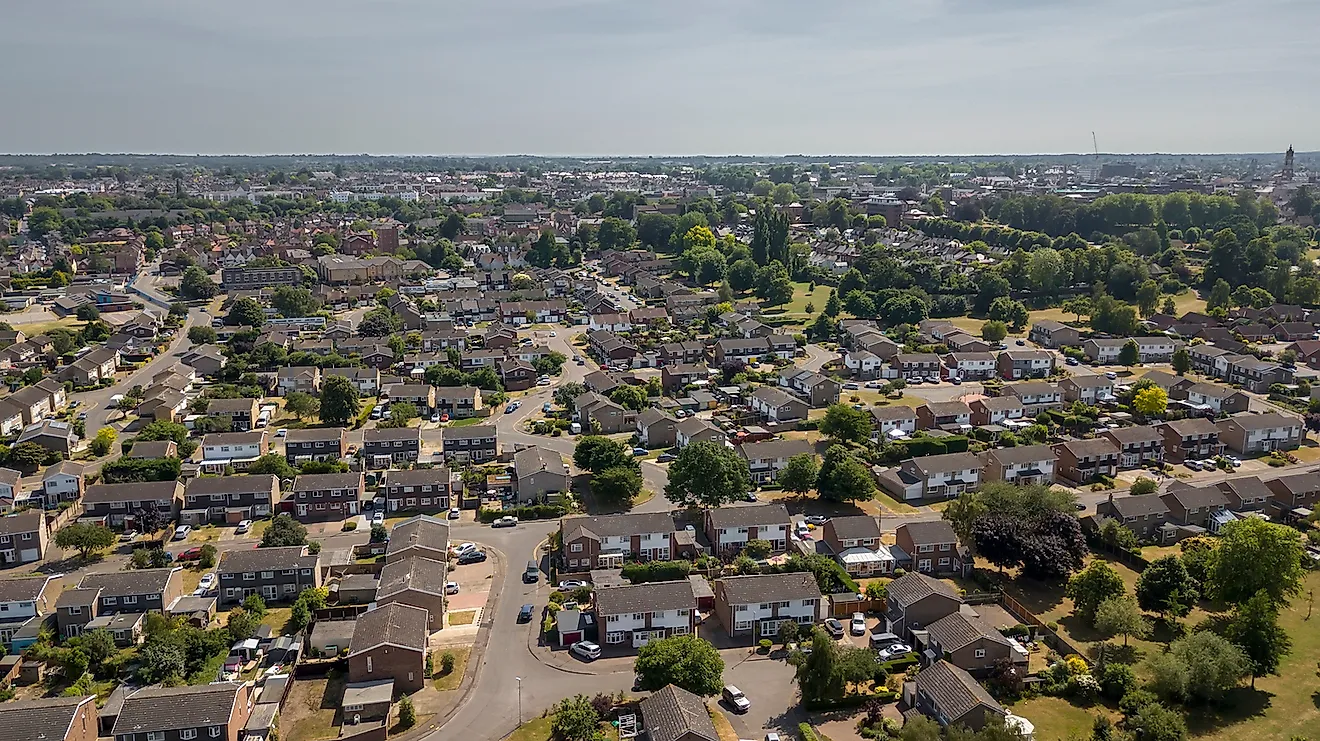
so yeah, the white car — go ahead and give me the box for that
[371,511,385,525]
[196,573,217,593]
[850,612,866,635]
[445,582,460,595]
[275,428,288,437]
[120,530,139,542]
[235,520,253,534]
[1105,371,1118,380]
[558,580,587,590]
[453,542,478,556]
[878,643,913,660]
[431,413,441,423]
[173,525,192,541]
[492,515,519,528]
[571,641,602,660]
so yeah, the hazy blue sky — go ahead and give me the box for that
[5,0,1316,156]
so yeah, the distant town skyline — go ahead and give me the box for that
[5,0,1316,157]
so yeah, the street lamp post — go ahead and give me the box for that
[515,676,523,725]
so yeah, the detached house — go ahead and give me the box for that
[596,581,698,650]
[922,611,1018,677]
[876,452,982,502]
[277,366,321,396]
[1217,412,1304,455]
[704,504,791,556]
[712,572,822,640]
[882,572,962,638]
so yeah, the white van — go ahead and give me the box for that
[570,422,582,434]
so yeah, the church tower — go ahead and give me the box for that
[1284,145,1295,179]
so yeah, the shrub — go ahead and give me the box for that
[440,651,455,674]
[1099,662,1136,700]
[476,504,565,523]
[621,560,692,584]
[758,639,772,653]
[342,521,358,531]
[397,696,416,729]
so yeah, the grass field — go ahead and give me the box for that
[432,646,470,691]
[448,610,477,626]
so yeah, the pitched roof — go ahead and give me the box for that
[826,515,881,541]
[0,575,55,604]
[1161,417,1220,436]
[706,503,790,529]
[349,603,429,655]
[638,685,719,741]
[382,468,453,487]
[514,446,567,479]
[284,427,347,444]
[735,438,814,462]
[217,546,317,574]
[885,572,960,607]
[913,660,1004,724]
[78,568,177,596]
[441,424,497,441]
[985,444,1055,466]
[1161,484,1229,511]
[562,512,676,541]
[0,695,95,741]
[186,474,278,497]
[594,580,695,617]
[1104,493,1170,519]
[113,682,243,735]
[386,515,450,557]
[925,611,1012,653]
[1103,425,1161,444]
[0,511,44,537]
[716,572,822,605]
[378,557,448,598]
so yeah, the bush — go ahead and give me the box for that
[799,723,821,741]
[1099,662,1136,700]
[758,638,772,653]
[397,696,416,729]
[199,544,217,569]
[440,651,455,674]
[621,560,692,584]
[342,520,358,531]
[476,504,565,523]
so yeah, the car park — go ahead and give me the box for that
[571,641,602,660]
[235,520,252,534]
[492,515,519,528]
[850,612,866,635]
[173,525,192,540]
[518,604,535,622]
[823,618,845,638]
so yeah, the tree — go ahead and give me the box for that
[593,466,642,504]
[1130,477,1159,496]
[971,515,1025,572]
[1135,280,1160,318]
[634,634,724,695]
[7,441,48,469]
[1118,339,1140,366]
[1094,595,1150,646]
[1209,518,1304,605]
[551,695,600,741]
[243,594,268,617]
[816,446,876,503]
[188,326,217,344]
[261,514,310,548]
[1149,631,1248,704]
[609,384,648,411]
[981,320,1008,343]
[1133,386,1168,416]
[386,402,419,427]
[899,716,942,741]
[1225,589,1292,686]
[55,523,116,560]
[227,297,266,328]
[573,436,632,474]
[1136,556,1198,619]
[1066,561,1126,624]
[597,217,636,251]
[397,696,417,730]
[778,454,819,495]
[271,286,320,317]
[987,296,1029,331]
[1128,703,1187,741]
[728,259,760,293]
[824,289,842,317]
[554,382,587,410]
[247,453,297,478]
[1171,347,1191,375]
[75,303,101,322]
[819,403,871,444]
[89,427,117,456]
[1207,278,1232,310]
[793,628,845,703]
[320,375,361,426]
[179,266,218,300]
[1062,297,1092,322]
[284,391,320,420]
[359,307,402,337]
[664,441,751,508]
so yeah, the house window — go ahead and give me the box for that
[68,606,82,615]
[606,632,625,644]
[181,730,198,740]
[570,543,583,553]
[148,733,165,741]
[123,596,138,605]
[975,649,987,659]
[244,573,256,581]
[366,656,373,673]
[672,625,690,636]
[261,571,274,579]
[210,728,222,738]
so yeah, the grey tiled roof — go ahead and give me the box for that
[378,557,448,598]
[113,682,243,735]
[638,685,719,741]
[925,611,1011,653]
[826,515,881,542]
[385,516,450,557]
[562,512,676,541]
[913,660,1003,725]
[350,603,429,655]
[884,572,960,608]
[218,546,317,574]
[706,503,790,529]
[594,580,695,616]
[716,572,821,605]
[0,696,95,741]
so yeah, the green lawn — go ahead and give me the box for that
[445,416,487,428]
[1010,696,1115,739]
[432,646,470,691]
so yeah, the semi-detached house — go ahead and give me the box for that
[561,512,682,571]
[871,406,916,441]
[286,472,364,522]
[1217,412,1304,455]
[736,438,815,485]
[981,444,1056,485]
[1102,425,1164,469]
[713,572,822,640]
[82,480,182,530]
[596,580,698,650]
[181,474,278,526]
[704,504,791,556]
[748,386,809,423]
[1053,438,1120,483]
[876,452,982,502]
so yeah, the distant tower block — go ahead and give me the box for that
[1284,145,1295,179]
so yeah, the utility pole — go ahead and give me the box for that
[515,676,523,725]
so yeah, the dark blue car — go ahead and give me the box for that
[518,604,535,623]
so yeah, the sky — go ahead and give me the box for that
[5,0,1317,156]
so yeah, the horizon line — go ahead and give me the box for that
[0,150,1310,160]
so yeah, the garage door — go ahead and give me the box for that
[19,549,38,562]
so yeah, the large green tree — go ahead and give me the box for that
[1225,590,1292,687]
[319,375,361,426]
[664,441,751,508]
[573,436,633,473]
[1135,556,1197,619]
[227,297,266,328]
[819,403,871,445]
[633,635,724,695]
[54,523,116,560]
[777,453,819,495]
[179,266,218,300]
[1066,561,1126,624]
[1209,518,1304,605]
[816,445,876,503]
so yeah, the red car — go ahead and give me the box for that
[176,547,204,561]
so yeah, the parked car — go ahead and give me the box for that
[196,573,216,593]
[537,377,552,387]
[850,613,867,635]
[518,604,535,622]
[823,618,845,638]
[1185,460,1203,471]
[869,631,901,649]
[926,376,941,385]
[571,641,602,660]
[558,580,587,590]
[173,525,192,541]
[371,511,385,525]
[657,453,676,463]
[453,542,478,556]
[120,530,139,542]
[492,515,519,528]
[803,515,829,526]
[176,547,204,561]
[448,507,462,520]
[632,447,648,456]
[431,413,441,423]
[275,428,288,438]
[1066,357,1079,366]
[457,550,488,565]
[542,403,553,413]
[1105,371,1118,380]
[235,520,252,534]
[878,643,913,660]
[505,404,518,414]
[843,383,860,390]
[445,582,460,595]
[722,685,751,713]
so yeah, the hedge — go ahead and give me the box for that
[798,723,821,741]
[895,435,968,458]
[880,654,918,672]
[475,504,566,523]
[622,560,692,583]
[801,689,898,711]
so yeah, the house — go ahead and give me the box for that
[199,430,269,473]
[360,515,444,567]
[595,580,697,650]
[348,603,429,693]
[748,386,809,423]
[981,444,1056,485]
[376,557,447,630]
[82,480,182,530]
[76,568,185,616]
[341,680,395,724]
[1216,412,1304,455]
[84,612,146,647]
[712,572,822,639]
[636,685,719,741]
[0,575,59,648]
[1096,493,1173,542]
[125,440,177,460]
[381,469,459,513]
[1029,320,1082,348]
[383,383,436,413]
[181,475,278,526]
[674,418,725,449]
[870,406,917,442]
[844,349,886,380]
[112,682,254,741]
[916,401,971,431]
[636,409,679,449]
[894,522,968,577]
[17,420,78,458]
[660,364,707,392]
[658,341,706,366]
[1225,356,1293,393]
[1053,438,1120,484]
[514,446,569,504]
[1188,344,1235,377]
[1102,426,1165,469]
[943,333,991,354]
[1217,476,1273,513]
[574,392,631,434]
[968,396,1025,428]
[62,347,120,386]
[704,504,791,556]
[0,696,98,741]
[778,368,842,407]
[1001,381,1064,413]
[881,572,962,638]
[1182,383,1251,414]
[323,366,381,395]
[560,512,682,570]
[204,397,260,432]
[1161,483,1229,528]
[276,366,321,396]
[39,461,85,508]
[218,546,322,605]
[904,660,1007,733]
[1060,375,1116,405]
[181,345,227,377]
[286,473,364,522]
[363,427,422,468]
[876,453,982,502]
[922,611,1016,676]
[821,516,894,576]
[736,438,815,485]
[1265,472,1320,520]
[1083,336,1180,364]
[996,350,1055,380]
[1156,418,1224,462]
[891,353,942,381]
[283,427,348,464]
[942,353,996,381]
[441,424,499,463]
